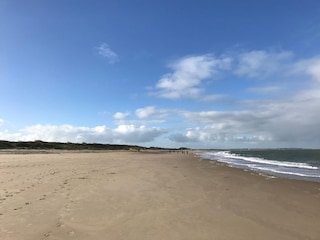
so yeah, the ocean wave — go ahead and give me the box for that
[206,151,318,170]
[252,166,320,178]
[197,151,320,182]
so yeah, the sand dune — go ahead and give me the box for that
[0,151,319,240]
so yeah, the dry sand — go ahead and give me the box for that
[0,150,319,240]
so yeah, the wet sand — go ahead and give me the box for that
[0,151,319,240]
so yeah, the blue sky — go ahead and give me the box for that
[1,0,320,148]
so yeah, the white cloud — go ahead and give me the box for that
[154,54,232,99]
[0,118,3,127]
[113,125,166,143]
[234,50,293,78]
[0,124,166,144]
[292,56,320,82]
[113,112,130,120]
[307,58,320,82]
[136,106,156,118]
[96,43,119,63]
[135,106,175,120]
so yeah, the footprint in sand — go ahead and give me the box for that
[43,231,51,238]
[78,176,89,180]
[39,195,47,200]
[56,221,65,228]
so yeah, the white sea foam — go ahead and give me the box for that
[206,151,318,170]
[253,166,320,178]
[198,151,320,182]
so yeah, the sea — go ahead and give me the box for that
[197,149,320,183]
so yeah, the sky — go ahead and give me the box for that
[1,0,320,149]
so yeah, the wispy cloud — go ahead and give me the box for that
[96,43,119,63]
[135,106,180,121]
[111,107,172,127]
[152,50,293,101]
[153,54,232,99]
[246,86,281,94]
[291,56,320,82]
[234,50,293,78]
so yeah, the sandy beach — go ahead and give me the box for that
[0,150,319,240]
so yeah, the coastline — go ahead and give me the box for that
[1,151,319,239]
[196,150,320,183]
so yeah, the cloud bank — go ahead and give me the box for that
[0,124,167,145]
[171,93,320,148]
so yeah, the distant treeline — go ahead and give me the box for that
[0,140,188,151]
[0,140,146,151]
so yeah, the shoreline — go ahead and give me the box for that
[196,150,320,184]
[1,151,320,239]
